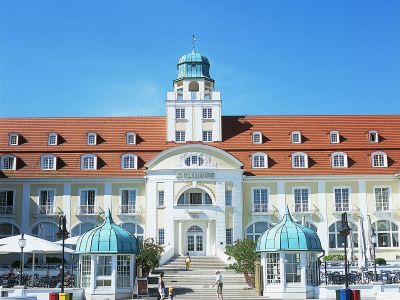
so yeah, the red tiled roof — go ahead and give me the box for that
[1,115,399,178]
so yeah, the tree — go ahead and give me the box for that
[225,239,260,274]
[136,238,164,276]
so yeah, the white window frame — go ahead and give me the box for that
[368,130,379,143]
[332,186,351,212]
[158,190,165,208]
[202,108,213,119]
[329,131,340,144]
[175,131,185,143]
[251,187,270,213]
[40,155,57,171]
[252,132,262,144]
[87,132,97,145]
[331,152,348,168]
[292,152,308,168]
[1,155,16,171]
[9,133,19,146]
[158,228,165,245]
[0,189,15,215]
[121,154,137,170]
[38,188,56,214]
[374,185,392,212]
[202,131,212,142]
[371,151,388,168]
[175,108,186,120]
[291,131,301,144]
[225,190,232,206]
[293,186,310,212]
[78,188,97,215]
[226,228,233,245]
[119,188,137,214]
[252,152,268,168]
[80,154,97,170]
[48,133,58,146]
[126,132,136,145]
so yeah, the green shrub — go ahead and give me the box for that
[225,239,260,274]
[136,238,164,276]
[324,254,345,261]
[375,258,386,265]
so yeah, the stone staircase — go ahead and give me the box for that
[148,256,261,299]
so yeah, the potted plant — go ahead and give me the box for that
[225,239,260,287]
[136,238,164,276]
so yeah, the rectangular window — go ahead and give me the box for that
[202,108,212,119]
[9,134,18,146]
[42,156,55,170]
[375,187,390,211]
[158,228,165,245]
[176,108,185,119]
[266,253,281,284]
[334,188,349,212]
[121,189,136,214]
[225,190,232,206]
[39,190,55,214]
[87,133,96,145]
[80,255,91,288]
[158,191,165,207]
[83,156,96,170]
[48,134,57,145]
[202,131,212,142]
[226,228,233,245]
[369,131,378,142]
[176,131,185,142]
[291,132,301,143]
[285,253,301,283]
[373,154,386,167]
[294,188,309,212]
[253,133,262,144]
[0,190,14,215]
[330,132,339,143]
[80,190,96,214]
[123,156,135,169]
[96,256,112,276]
[117,255,131,288]
[126,133,136,145]
[253,155,265,168]
[2,157,15,170]
[177,88,183,100]
[190,193,202,205]
[253,188,268,212]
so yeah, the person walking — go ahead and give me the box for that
[185,252,191,271]
[212,270,223,300]
[158,272,166,300]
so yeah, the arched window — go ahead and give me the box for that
[372,220,399,248]
[188,225,203,233]
[246,222,272,241]
[32,222,58,241]
[41,154,57,170]
[126,132,136,145]
[0,223,20,238]
[252,132,262,144]
[121,223,144,243]
[329,131,340,143]
[1,155,16,170]
[331,152,348,168]
[81,154,97,170]
[292,152,308,168]
[371,152,387,168]
[121,154,137,169]
[252,153,267,168]
[328,221,358,249]
[177,188,213,206]
[71,222,96,237]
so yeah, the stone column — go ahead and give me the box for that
[206,222,211,255]
[164,181,174,248]
[215,181,226,251]
[317,181,328,252]
[178,221,183,255]
[145,181,157,239]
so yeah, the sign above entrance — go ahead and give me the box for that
[176,171,215,180]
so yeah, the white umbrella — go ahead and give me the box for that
[358,217,368,275]
[347,230,355,262]
[55,235,81,246]
[365,215,374,263]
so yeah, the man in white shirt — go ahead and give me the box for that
[212,270,223,300]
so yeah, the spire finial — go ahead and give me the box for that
[192,35,196,53]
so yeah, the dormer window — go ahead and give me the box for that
[126,132,136,145]
[176,108,186,119]
[81,154,97,170]
[48,133,58,146]
[291,131,301,144]
[252,132,262,144]
[252,153,268,168]
[41,155,57,170]
[330,131,340,144]
[292,152,308,168]
[1,155,16,170]
[369,130,379,143]
[9,133,19,146]
[121,154,137,169]
[87,133,97,145]
[371,152,387,168]
[331,152,348,168]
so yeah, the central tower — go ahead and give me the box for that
[166,49,222,142]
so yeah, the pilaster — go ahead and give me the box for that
[358,180,368,217]
[232,179,243,241]
[277,181,285,217]
[317,181,328,252]
[215,181,226,250]
[104,182,112,212]
[63,183,72,231]
[145,181,157,239]
[21,183,30,234]
[164,181,174,247]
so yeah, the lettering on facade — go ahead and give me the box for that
[176,171,215,180]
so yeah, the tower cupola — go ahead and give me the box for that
[176,51,214,82]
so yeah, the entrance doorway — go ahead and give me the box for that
[187,225,205,256]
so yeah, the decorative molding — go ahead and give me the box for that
[178,152,216,168]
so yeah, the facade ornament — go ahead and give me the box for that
[178,152,216,168]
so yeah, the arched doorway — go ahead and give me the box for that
[187,225,205,256]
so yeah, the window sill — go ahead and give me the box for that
[176,119,187,122]
[202,118,214,122]
[252,210,275,216]
[157,206,166,209]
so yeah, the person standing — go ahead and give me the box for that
[158,272,166,300]
[212,270,223,300]
[185,252,191,271]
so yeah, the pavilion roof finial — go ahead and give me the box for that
[192,34,196,53]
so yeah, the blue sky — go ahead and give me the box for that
[0,0,399,117]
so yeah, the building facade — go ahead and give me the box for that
[1,50,400,261]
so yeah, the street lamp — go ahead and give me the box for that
[371,228,377,282]
[56,215,69,293]
[18,233,26,286]
[340,212,351,289]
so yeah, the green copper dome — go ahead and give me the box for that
[256,207,323,252]
[75,209,139,254]
[176,51,214,82]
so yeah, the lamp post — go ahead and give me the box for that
[18,233,26,286]
[56,215,69,293]
[371,228,377,282]
[340,212,351,289]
